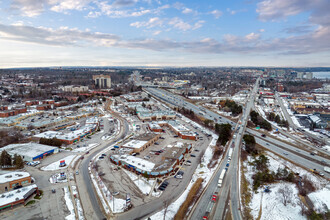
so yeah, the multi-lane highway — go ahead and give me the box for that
[144,79,330,219]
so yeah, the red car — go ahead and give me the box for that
[155,152,160,155]
[212,194,217,202]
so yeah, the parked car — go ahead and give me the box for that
[155,142,159,145]
[101,153,107,157]
[52,189,56,193]
[86,151,90,154]
[191,154,196,157]
[76,171,79,175]
[99,156,104,159]
[155,152,160,155]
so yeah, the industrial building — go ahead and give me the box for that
[0,143,59,162]
[93,74,111,88]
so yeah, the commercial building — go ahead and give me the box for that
[121,133,160,153]
[0,107,27,118]
[0,184,38,211]
[33,118,99,145]
[0,143,59,162]
[0,172,32,193]
[59,85,89,93]
[93,74,111,88]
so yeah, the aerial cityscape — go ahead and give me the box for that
[0,1,330,220]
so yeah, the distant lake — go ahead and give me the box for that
[313,72,330,79]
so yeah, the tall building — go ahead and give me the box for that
[93,74,111,88]
[297,72,304,79]
[306,72,313,80]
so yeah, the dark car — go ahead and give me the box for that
[177,171,184,175]
[101,153,107,157]
[52,189,56,193]
[226,163,230,167]
[187,160,192,163]
[158,186,166,191]
[155,142,159,145]
[191,154,196,157]
[86,151,90,154]
[261,134,266,137]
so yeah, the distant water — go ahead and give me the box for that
[313,72,330,79]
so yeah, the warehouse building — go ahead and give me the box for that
[0,143,59,162]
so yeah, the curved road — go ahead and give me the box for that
[80,115,129,220]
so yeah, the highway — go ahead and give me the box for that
[144,80,330,219]
[254,137,330,179]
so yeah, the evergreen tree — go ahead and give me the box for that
[0,150,12,166]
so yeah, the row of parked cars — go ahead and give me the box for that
[158,181,169,191]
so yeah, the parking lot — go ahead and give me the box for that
[95,116,212,208]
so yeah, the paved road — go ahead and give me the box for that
[247,129,330,166]
[275,92,330,146]
[77,112,129,220]
[255,137,330,179]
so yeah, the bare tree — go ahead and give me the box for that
[278,185,293,206]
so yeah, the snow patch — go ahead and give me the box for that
[41,155,76,171]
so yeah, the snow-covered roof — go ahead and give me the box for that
[113,155,155,172]
[122,140,148,149]
[0,184,37,207]
[0,172,30,184]
[1,143,58,158]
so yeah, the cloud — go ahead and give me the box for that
[182,8,193,14]
[152,30,161,35]
[0,23,120,47]
[245,32,260,41]
[0,19,329,56]
[130,17,163,28]
[10,0,93,16]
[112,0,138,8]
[256,0,314,21]
[210,10,222,19]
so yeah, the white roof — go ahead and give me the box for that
[1,143,58,159]
[122,140,148,149]
[34,130,59,139]
[113,155,155,172]
[0,184,37,207]
[0,171,30,184]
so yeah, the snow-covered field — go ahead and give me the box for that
[308,185,330,213]
[123,169,155,195]
[243,151,328,220]
[41,155,76,171]
[250,183,305,220]
[73,143,99,152]
[63,186,76,220]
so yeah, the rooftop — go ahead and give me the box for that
[0,171,30,184]
[122,140,148,149]
[0,184,37,207]
[1,143,58,158]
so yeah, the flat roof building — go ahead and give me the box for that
[0,172,32,193]
[0,143,59,162]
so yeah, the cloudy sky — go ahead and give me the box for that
[0,0,330,68]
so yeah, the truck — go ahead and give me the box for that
[324,166,330,173]
[218,169,226,187]
[228,148,233,160]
